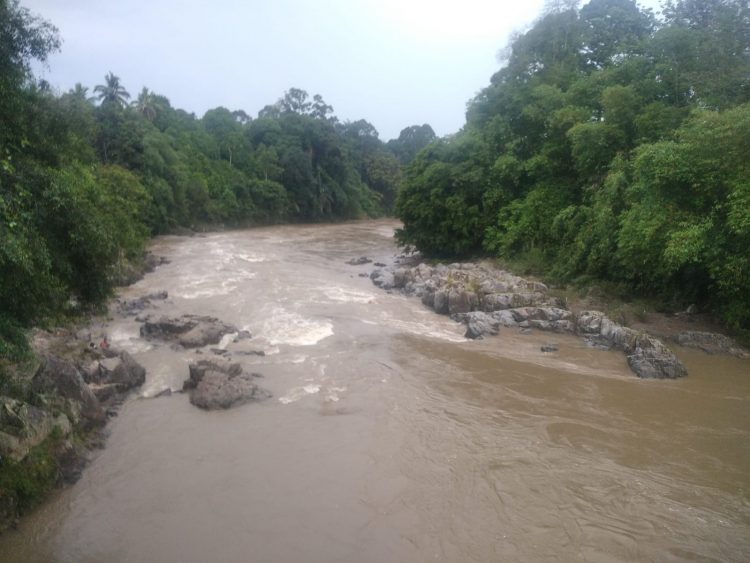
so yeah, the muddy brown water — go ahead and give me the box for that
[1,220,748,562]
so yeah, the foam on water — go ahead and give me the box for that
[236,253,266,263]
[319,286,375,304]
[278,384,321,404]
[380,311,466,343]
[261,308,334,346]
[175,272,256,300]
[107,325,153,353]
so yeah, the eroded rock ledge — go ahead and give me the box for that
[369,261,688,379]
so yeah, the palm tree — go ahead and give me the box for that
[93,72,130,107]
[132,87,157,120]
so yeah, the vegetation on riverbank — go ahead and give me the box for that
[395,0,750,337]
[0,0,435,358]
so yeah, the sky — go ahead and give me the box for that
[25,0,662,141]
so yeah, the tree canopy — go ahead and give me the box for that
[0,0,425,357]
[395,0,750,335]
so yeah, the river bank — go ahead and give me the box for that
[1,221,748,561]
[364,257,747,376]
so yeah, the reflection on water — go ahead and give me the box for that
[1,220,748,562]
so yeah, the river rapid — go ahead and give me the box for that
[1,220,748,562]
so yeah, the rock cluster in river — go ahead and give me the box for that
[0,330,148,533]
[140,314,238,348]
[183,358,271,410]
[368,261,688,379]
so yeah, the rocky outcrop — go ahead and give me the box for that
[371,261,688,379]
[32,355,105,425]
[674,331,748,357]
[183,359,270,410]
[82,351,147,402]
[140,315,237,348]
[575,311,686,379]
[0,398,72,462]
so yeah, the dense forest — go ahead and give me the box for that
[2,0,749,359]
[0,0,435,359]
[396,0,750,335]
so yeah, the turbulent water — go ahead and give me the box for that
[1,220,749,562]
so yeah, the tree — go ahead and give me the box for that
[93,72,130,107]
[132,87,158,120]
[387,124,436,164]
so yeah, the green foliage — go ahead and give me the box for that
[0,428,64,516]
[396,0,750,331]
[1,0,414,360]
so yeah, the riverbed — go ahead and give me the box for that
[1,220,748,562]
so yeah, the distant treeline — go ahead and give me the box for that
[0,0,436,357]
[395,0,750,334]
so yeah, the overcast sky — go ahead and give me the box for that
[25,0,662,141]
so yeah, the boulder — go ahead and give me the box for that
[626,335,688,379]
[0,397,72,462]
[448,289,476,315]
[392,268,412,289]
[140,315,237,348]
[118,290,168,315]
[370,269,395,290]
[575,311,687,379]
[184,359,270,410]
[433,290,449,315]
[94,351,146,392]
[32,356,104,424]
[346,256,372,265]
[455,312,500,339]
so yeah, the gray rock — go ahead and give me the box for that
[0,397,72,462]
[32,356,104,425]
[370,269,395,290]
[458,312,500,339]
[626,335,688,379]
[346,256,372,265]
[433,290,449,315]
[393,268,412,289]
[183,358,241,389]
[448,289,476,315]
[141,315,237,348]
[541,344,558,352]
[184,359,270,410]
[491,310,518,327]
[118,290,168,315]
[97,351,146,392]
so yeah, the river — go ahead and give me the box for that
[1,220,748,562]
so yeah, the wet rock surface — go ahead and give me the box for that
[371,261,689,379]
[140,315,237,348]
[346,256,372,265]
[184,359,271,410]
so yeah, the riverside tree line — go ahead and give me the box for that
[396,0,750,336]
[2,0,749,360]
[0,0,435,359]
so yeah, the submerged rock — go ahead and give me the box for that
[675,331,748,357]
[346,256,372,265]
[184,359,271,410]
[117,290,169,316]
